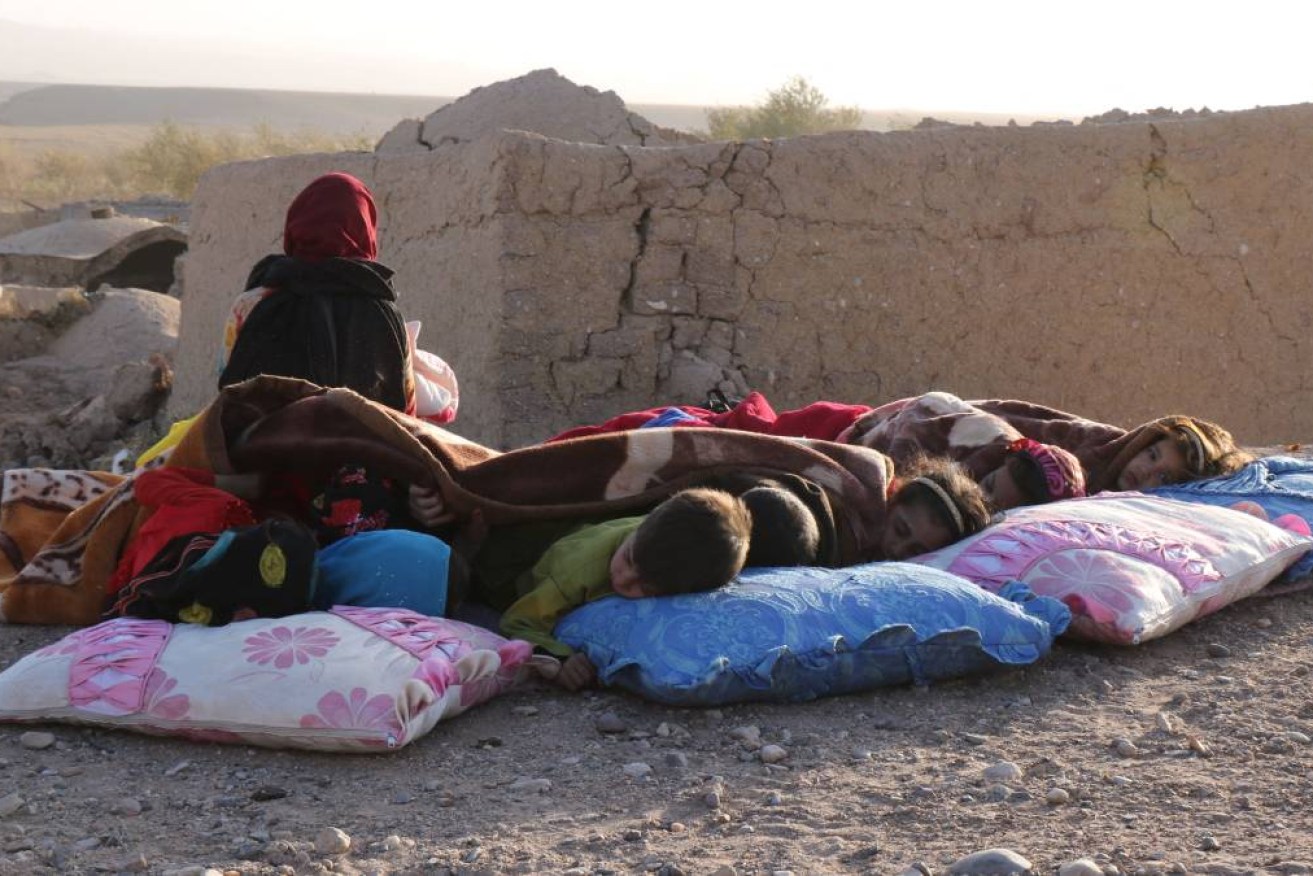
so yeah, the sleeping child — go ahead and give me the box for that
[498,487,752,690]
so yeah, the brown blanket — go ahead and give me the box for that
[841,391,1229,492]
[1,377,895,626]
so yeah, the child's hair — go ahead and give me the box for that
[741,486,821,567]
[1003,438,1086,506]
[893,455,991,542]
[1158,419,1254,481]
[632,487,752,595]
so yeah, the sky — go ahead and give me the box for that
[1,0,1311,117]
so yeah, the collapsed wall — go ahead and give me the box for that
[173,105,1313,448]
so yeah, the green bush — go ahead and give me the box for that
[706,76,863,140]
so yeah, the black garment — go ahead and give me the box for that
[104,518,318,626]
[219,255,410,412]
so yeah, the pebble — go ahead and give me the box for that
[1108,775,1134,786]
[766,792,783,806]
[161,867,222,876]
[1206,642,1232,658]
[512,705,539,716]
[947,848,1034,875]
[710,867,738,876]
[72,837,101,852]
[987,784,1012,802]
[163,760,191,777]
[1202,834,1221,851]
[18,732,55,751]
[962,732,989,746]
[1112,738,1141,758]
[1059,859,1104,876]
[730,725,762,748]
[1155,712,1181,734]
[1255,617,1274,628]
[314,827,351,856]
[508,777,552,794]
[1187,735,1213,757]
[665,752,689,769]
[596,712,628,734]
[391,791,413,805]
[851,747,872,761]
[704,791,722,809]
[111,798,143,817]
[668,822,686,834]
[759,744,788,764]
[381,834,405,852]
[1046,787,1072,806]
[623,762,653,779]
[0,794,23,818]
[1286,731,1312,745]
[983,761,1023,783]
[249,786,287,802]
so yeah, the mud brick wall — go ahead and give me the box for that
[174,107,1313,448]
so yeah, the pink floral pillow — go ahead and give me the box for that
[917,494,1312,644]
[0,608,534,751]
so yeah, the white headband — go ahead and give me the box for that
[910,476,965,538]
[1179,425,1207,474]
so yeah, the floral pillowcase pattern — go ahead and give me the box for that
[917,494,1313,644]
[0,608,533,752]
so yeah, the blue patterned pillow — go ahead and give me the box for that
[554,564,1070,706]
[1151,456,1313,579]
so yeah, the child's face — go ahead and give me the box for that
[609,533,650,598]
[1116,438,1187,491]
[881,501,953,560]
[980,464,1025,510]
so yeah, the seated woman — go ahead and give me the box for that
[215,172,463,544]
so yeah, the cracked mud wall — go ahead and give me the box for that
[176,107,1313,448]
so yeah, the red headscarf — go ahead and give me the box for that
[282,173,378,262]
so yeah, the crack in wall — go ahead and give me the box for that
[621,206,654,308]
[1233,256,1293,343]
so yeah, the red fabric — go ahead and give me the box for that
[548,407,716,442]
[283,173,378,263]
[105,468,257,597]
[712,393,872,441]
[547,392,873,444]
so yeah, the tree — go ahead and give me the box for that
[705,76,864,140]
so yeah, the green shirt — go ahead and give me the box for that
[499,516,644,657]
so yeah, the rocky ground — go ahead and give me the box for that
[1,289,1310,874]
[0,579,1309,876]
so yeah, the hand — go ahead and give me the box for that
[408,483,455,528]
[554,653,597,691]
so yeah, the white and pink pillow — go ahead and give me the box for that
[0,608,533,751]
[917,493,1312,644]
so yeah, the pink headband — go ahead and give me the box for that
[1008,438,1086,501]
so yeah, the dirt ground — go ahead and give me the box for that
[0,573,1309,876]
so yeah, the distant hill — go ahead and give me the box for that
[0,82,1067,139]
[0,83,454,135]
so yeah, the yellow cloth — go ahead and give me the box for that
[136,415,199,469]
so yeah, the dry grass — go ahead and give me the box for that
[0,121,372,208]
